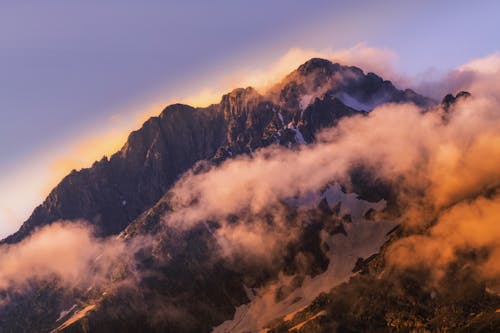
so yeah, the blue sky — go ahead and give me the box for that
[1,0,499,237]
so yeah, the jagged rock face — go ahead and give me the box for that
[2,59,432,245]
[3,58,496,333]
[2,104,227,243]
[296,97,361,143]
[271,58,433,112]
[218,87,277,153]
[441,90,471,111]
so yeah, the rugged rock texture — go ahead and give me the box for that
[441,90,471,112]
[2,58,432,245]
[2,104,227,243]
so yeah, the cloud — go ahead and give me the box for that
[388,196,500,285]
[458,52,500,74]
[0,221,143,293]
[214,213,296,266]
[324,43,399,79]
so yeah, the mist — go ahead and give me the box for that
[0,221,144,305]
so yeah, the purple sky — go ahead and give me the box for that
[1,0,499,237]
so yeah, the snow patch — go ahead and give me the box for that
[278,112,284,126]
[323,183,386,218]
[299,95,314,110]
[56,304,77,322]
[290,127,306,145]
[287,183,386,219]
[286,123,307,145]
[334,92,389,111]
[486,287,500,296]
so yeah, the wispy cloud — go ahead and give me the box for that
[0,221,145,298]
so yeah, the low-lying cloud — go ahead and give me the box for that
[388,196,500,283]
[412,52,500,101]
[0,221,142,294]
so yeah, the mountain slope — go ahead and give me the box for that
[1,58,432,245]
[2,104,226,243]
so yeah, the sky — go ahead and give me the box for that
[1,0,499,238]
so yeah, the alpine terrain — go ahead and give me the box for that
[1,58,499,333]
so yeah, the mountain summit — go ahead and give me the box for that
[1,59,432,245]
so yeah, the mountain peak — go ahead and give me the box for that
[2,57,434,246]
[297,58,364,77]
[219,86,263,118]
[221,86,259,100]
[297,58,337,73]
[441,90,471,110]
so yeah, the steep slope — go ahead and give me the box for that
[2,58,431,245]
[2,104,227,243]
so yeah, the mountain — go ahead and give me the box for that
[1,58,432,245]
[5,59,498,333]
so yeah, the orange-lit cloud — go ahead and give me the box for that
[388,196,500,285]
